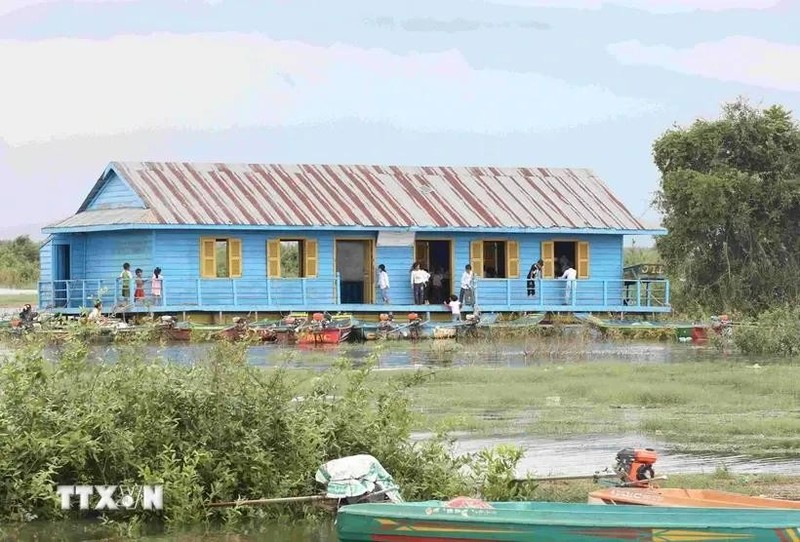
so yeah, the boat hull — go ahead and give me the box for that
[336,500,800,542]
[588,487,800,509]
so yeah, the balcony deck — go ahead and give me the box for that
[37,276,671,316]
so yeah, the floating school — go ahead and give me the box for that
[37,162,668,321]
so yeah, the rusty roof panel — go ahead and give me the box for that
[73,162,647,230]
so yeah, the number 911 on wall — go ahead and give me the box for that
[56,485,163,511]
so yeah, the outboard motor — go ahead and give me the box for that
[407,312,423,340]
[615,448,657,484]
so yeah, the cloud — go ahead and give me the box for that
[369,16,550,32]
[608,36,800,92]
[484,0,781,13]
[0,32,656,146]
[0,0,135,17]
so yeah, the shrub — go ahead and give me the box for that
[0,335,530,532]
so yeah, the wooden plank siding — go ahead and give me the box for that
[36,229,641,312]
[85,172,146,210]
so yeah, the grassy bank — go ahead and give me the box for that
[363,361,800,458]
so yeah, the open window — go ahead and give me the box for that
[267,239,318,278]
[470,240,519,278]
[200,237,242,278]
[541,241,589,278]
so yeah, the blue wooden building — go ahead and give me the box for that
[38,161,669,318]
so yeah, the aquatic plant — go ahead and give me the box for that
[734,306,800,357]
[0,333,531,531]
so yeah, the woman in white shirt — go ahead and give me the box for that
[410,263,430,305]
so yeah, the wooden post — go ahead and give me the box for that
[267,278,272,305]
[232,280,238,307]
[301,278,307,305]
[197,278,203,306]
[506,278,511,307]
[603,280,608,305]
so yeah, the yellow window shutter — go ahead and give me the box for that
[507,240,520,278]
[228,239,242,278]
[470,240,484,277]
[414,241,429,268]
[201,238,216,278]
[304,239,318,278]
[577,241,589,279]
[541,241,555,278]
[267,239,281,277]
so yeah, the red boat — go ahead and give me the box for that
[295,313,354,345]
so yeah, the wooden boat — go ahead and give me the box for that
[336,499,800,541]
[295,313,355,345]
[250,313,309,343]
[588,486,800,509]
[490,312,546,330]
[154,316,193,341]
[362,312,500,340]
[574,313,710,343]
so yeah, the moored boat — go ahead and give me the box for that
[336,499,800,541]
[295,313,355,345]
[588,486,800,509]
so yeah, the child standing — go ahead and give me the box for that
[445,295,462,322]
[151,267,163,305]
[377,264,390,304]
[134,268,145,303]
[119,262,132,301]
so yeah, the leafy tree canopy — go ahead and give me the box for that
[653,98,800,315]
[0,236,40,287]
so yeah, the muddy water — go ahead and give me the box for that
[436,434,799,478]
[13,337,756,369]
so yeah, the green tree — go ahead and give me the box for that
[0,236,40,287]
[653,98,800,314]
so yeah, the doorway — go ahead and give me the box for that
[414,240,452,303]
[336,240,374,304]
[54,244,71,308]
[554,241,577,277]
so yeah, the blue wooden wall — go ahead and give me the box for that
[39,237,52,282]
[85,172,145,210]
[45,229,625,308]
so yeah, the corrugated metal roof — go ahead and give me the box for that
[47,208,157,229]
[74,161,649,230]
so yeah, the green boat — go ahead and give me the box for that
[336,500,800,541]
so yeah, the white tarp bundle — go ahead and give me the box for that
[314,454,403,503]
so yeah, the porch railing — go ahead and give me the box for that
[37,276,670,311]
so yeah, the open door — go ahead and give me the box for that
[336,240,374,304]
[54,244,70,308]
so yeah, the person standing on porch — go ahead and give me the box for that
[151,267,163,305]
[410,263,429,305]
[527,259,543,297]
[119,262,132,301]
[459,264,475,306]
[377,264,390,304]
[561,262,577,304]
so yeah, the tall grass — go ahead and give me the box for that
[0,335,532,532]
[734,306,800,357]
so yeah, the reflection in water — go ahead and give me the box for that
[12,338,755,370]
